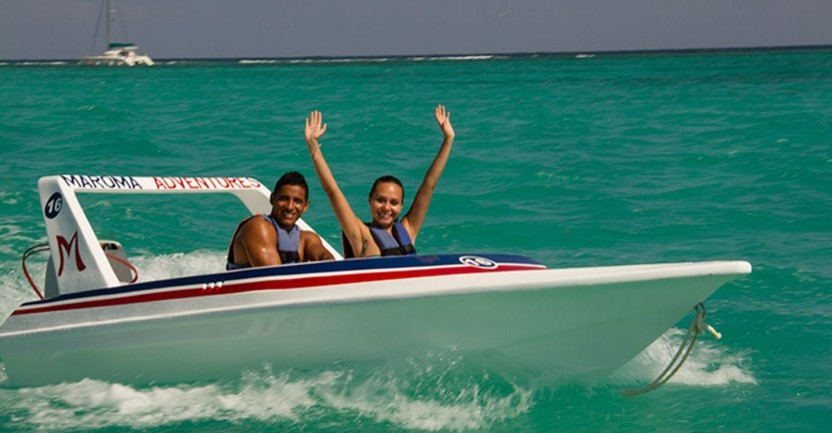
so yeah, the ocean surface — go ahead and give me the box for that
[0,49,830,432]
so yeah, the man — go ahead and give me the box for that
[226,171,334,269]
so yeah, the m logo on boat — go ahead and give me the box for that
[56,232,86,276]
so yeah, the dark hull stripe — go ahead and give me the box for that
[12,263,543,316]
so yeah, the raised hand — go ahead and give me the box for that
[305,110,328,144]
[434,104,455,139]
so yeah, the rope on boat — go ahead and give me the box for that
[620,303,721,397]
[22,243,50,300]
[106,252,139,284]
[21,242,140,300]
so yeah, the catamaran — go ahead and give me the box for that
[79,0,153,67]
[0,174,751,387]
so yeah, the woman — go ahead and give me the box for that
[304,105,455,258]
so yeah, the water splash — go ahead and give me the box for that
[609,327,757,387]
[0,264,41,319]
[130,250,227,282]
[5,360,533,432]
[313,353,534,431]
[5,368,336,431]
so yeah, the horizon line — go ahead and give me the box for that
[2,43,831,63]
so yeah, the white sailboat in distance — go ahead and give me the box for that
[79,0,153,67]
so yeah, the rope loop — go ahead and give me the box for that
[620,303,713,397]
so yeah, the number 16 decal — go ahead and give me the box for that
[45,192,63,219]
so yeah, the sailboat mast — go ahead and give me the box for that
[80,0,154,66]
[106,0,113,48]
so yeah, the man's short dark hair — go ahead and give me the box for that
[274,171,309,200]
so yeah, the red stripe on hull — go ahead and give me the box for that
[13,264,542,316]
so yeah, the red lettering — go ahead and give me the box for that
[154,177,178,189]
[226,177,242,188]
[186,177,200,189]
[56,233,86,276]
[196,178,211,189]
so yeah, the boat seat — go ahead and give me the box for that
[44,240,134,298]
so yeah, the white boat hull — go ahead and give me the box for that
[0,256,750,387]
[79,53,154,67]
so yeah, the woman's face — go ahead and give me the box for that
[368,181,404,228]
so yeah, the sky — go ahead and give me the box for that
[2,0,832,60]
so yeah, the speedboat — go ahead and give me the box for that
[0,174,751,387]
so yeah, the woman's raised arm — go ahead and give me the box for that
[304,111,367,256]
[401,105,455,243]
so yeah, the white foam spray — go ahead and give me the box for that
[609,327,757,386]
[8,364,533,432]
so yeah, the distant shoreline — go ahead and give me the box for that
[2,44,830,64]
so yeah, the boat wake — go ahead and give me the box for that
[2,354,534,432]
[0,322,755,432]
[0,264,37,319]
[129,249,228,282]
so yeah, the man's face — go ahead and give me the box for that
[271,184,310,228]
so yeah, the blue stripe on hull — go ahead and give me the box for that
[22,253,543,308]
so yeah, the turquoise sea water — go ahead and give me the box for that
[0,49,830,432]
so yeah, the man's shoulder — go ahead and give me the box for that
[240,215,275,237]
[299,229,323,242]
[238,214,267,224]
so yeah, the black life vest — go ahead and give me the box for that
[226,214,301,270]
[342,221,416,258]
